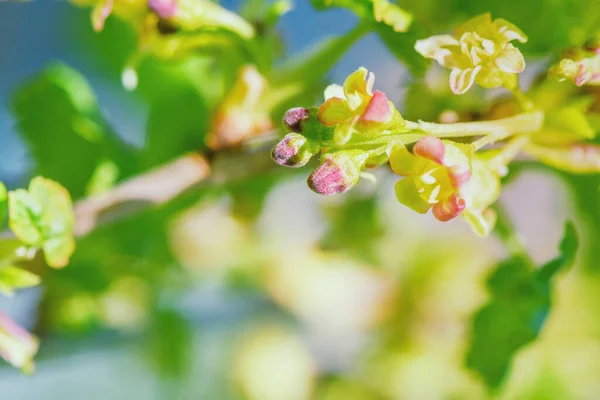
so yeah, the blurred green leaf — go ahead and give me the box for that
[0,266,41,296]
[321,195,385,264]
[145,309,193,381]
[466,222,578,390]
[8,177,76,269]
[10,62,137,199]
[141,88,210,168]
[310,0,412,32]
[374,23,429,76]
[0,182,7,228]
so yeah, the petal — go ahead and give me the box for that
[389,144,420,176]
[395,177,432,214]
[317,97,353,126]
[414,35,460,67]
[455,13,493,36]
[574,63,592,87]
[414,136,445,164]
[149,0,177,18]
[449,66,481,94]
[360,90,392,124]
[432,193,466,222]
[463,209,497,236]
[447,164,471,190]
[495,43,526,73]
[493,18,528,43]
[324,84,345,100]
[343,67,370,99]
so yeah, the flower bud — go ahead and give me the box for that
[0,311,39,373]
[271,133,319,168]
[149,0,178,18]
[307,151,368,195]
[283,107,309,133]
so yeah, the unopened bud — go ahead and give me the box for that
[283,107,309,133]
[307,151,368,195]
[271,133,319,168]
[149,0,178,18]
[0,311,39,373]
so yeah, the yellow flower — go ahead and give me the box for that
[317,67,402,144]
[390,136,472,221]
[415,13,527,94]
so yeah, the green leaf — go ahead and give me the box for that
[0,266,41,296]
[537,221,578,281]
[141,88,210,168]
[8,177,76,269]
[0,183,6,228]
[10,62,137,199]
[466,222,578,390]
[145,309,193,381]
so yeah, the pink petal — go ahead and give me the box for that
[360,91,392,123]
[432,193,466,222]
[574,63,592,87]
[447,164,471,190]
[414,136,445,165]
[149,0,178,18]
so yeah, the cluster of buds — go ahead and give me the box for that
[415,13,528,94]
[272,68,406,195]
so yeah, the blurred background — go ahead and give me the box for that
[2,0,600,399]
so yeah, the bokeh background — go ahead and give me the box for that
[1,0,600,399]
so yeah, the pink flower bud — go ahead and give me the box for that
[283,107,309,133]
[307,152,368,195]
[0,311,38,373]
[432,193,466,222]
[149,0,178,18]
[271,133,319,168]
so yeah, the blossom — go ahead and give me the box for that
[550,55,600,87]
[415,13,528,94]
[389,136,472,221]
[317,67,402,144]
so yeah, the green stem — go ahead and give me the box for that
[488,135,530,170]
[407,111,543,138]
[510,85,535,112]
